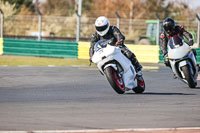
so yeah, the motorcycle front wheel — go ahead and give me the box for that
[133,76,145,94]
[182,65,196,88]
[104,66,125,94]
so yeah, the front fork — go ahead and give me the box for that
[170,57,196,79]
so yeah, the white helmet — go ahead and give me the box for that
[95,16,110,36]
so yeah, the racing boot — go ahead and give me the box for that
[120,46,142,72]
[131,56,143,72]
[173,74,177,79]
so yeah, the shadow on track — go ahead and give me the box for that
[192,87,200,89]
[125,92,196,95]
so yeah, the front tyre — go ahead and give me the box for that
[104,66,125,94]
[133,76,145,93]
[182,65,196,88]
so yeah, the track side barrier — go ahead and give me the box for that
[2,38,200,64]
[195,48,200,64]
[127,44,159,63]
[78,41,160,63]
[3,38,78,58]
[0,38,3,55]
[78,41,90,59]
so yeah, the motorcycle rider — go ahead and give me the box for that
[160,17,196,67]
[89,16,142,72]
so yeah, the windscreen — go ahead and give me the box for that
[94,38,114,52]
[168,36,184,49]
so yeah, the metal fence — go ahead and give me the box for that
[1,15,147,41]
[0,13,200,45]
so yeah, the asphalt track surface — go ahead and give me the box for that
[0,64,200,132]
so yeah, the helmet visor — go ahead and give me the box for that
[164,25,173,33]
[96,23,109,32]
[163,22,175,34]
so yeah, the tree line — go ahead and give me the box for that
[0,0,197,20]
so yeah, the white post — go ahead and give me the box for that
[154,13,160,45]
[115,12,120,29]
[76,0,82,42]
[196,14,200,47]
[35,0,42,41]
[156,19,160,45]
[38,14,42,41]
[0,9,4,38]
[197,21,200,47]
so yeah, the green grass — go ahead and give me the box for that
[0,55,162,70]
[0,55,94,66]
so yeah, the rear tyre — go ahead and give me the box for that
[133,76,145,93]
[182,65,196,88]
[104,66,125,94]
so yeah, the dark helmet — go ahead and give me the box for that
[163,18,175,34]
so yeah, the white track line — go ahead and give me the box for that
[0,127,200,133]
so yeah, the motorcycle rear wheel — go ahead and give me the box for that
[182,65,196,88]
[104,66,125,94]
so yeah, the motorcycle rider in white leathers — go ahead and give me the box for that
[89,16,142,72]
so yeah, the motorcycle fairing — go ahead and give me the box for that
[93,45,137,89]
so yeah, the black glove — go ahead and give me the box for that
[89,56,93,63]
[164,54,170,67]
[188,39,194,46]
[115,39,124,46]
[89,56,93,66]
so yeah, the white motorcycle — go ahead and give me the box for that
[167,36,199,88]
[92,39,145,94]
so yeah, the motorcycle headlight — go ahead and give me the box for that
[174,45,181,48]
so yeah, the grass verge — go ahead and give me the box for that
[0,55,161,70]
[0,55,94,66]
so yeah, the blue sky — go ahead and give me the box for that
[166,0,200,9]
[188,0,200,9]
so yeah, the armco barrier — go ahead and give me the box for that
[78,41,160,63]
[78,41,90,59]
[127,45,159,63]
[3,38,200,64]
[194,48,200,64]
[3,38,78,58]
[159,50,164,63]
[0,38,3,55]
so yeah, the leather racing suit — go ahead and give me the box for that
[89,26,142,71]
[160,25,195,66]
